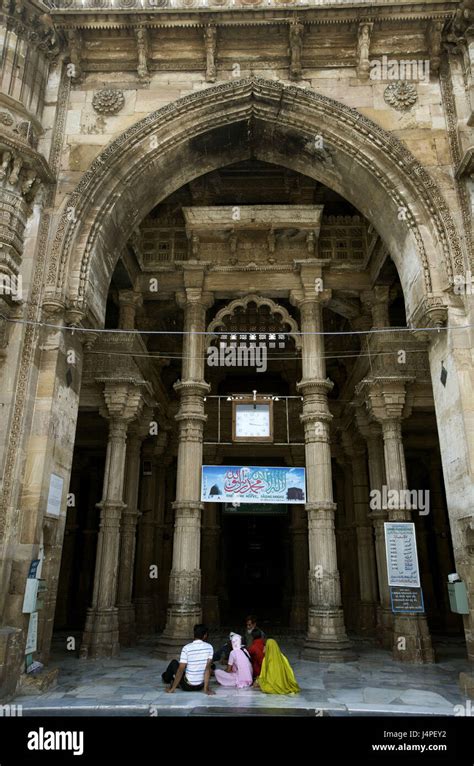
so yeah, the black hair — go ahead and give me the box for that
[251,628,263,639]
[194,624,209,640]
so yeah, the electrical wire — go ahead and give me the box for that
[84,347,429,362]
[0,311,471,337]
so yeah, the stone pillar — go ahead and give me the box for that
[201,503,220,627]
[117,411,152,647]
[342,431,378,636]
[364,379,434,663]
[135,434,168,636]
[118,290,143,331]
[156,462,176,632]
[357,289,394,647]
[155,280,213,658]
[354,408,393,648]
[80,382,144,659]
[291,272,353,661]
[289,504,308,630]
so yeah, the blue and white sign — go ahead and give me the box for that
[201,465,306,504]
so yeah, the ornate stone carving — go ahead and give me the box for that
[208,293,301,349]
[427,20,443,75]
[135,27,150,82]
[48,78,462,312]
[384,81,418,111]
[66,29,83,83]
[0,113,14,127]
[92,89,125,115]
[204,25,217,83]
[356,23,373,80]
[288,19,304,80]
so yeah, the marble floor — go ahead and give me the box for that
[11,635,472,717]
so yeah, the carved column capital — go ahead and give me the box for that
[98,380,147,425]
[118,290,143,330]
[176,288,214,312]
[355,377,414,423]
[407,294,448,338]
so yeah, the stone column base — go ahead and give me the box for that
[392,614,435,663]
[135,597,155,636]
[118,603,137,647]
[376,606,394,650]
[154,606,202,660]
[358,601,378,636]
[302,608,356,661]
[0,626,23,700]
[17,667,58,696]
[80,607,120,659]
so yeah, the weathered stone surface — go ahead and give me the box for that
[0,0,472,700]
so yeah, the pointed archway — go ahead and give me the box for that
[46,78,461,331]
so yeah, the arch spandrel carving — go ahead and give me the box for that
[46,78,462,329]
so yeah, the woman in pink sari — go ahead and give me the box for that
[214,634,253,688]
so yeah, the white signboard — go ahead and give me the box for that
[46,473,64,518]
[22,578,39,614]
[384,522,420,588]
[25,612,38,654]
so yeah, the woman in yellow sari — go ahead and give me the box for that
[257,639,300,695]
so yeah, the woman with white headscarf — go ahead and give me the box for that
[214,634,253,688]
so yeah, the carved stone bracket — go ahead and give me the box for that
[204,25,217,83]
[288,19,304,80]
[135,27,150,82]
[66,29,83,82]
[356,22,373,80]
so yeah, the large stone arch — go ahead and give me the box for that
[46,78,462,330]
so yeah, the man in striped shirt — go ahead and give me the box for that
[162,624,215,694]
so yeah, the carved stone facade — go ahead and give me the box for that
[0,0,473,702]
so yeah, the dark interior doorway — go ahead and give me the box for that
[221,512,289,626]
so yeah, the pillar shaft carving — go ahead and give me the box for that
[291,282,353,660]
[354,402,392,646]
[80,382,145,659]
[358,379,434,663]
[117,409,153,646]
[156,283,213,658]
[135,432,169,635]
[342,429,378,635]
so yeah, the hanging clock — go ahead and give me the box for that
[232,398,273,442]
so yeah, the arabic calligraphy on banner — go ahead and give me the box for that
[201,465,306,504]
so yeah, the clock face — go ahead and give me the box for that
[234,404,271,439]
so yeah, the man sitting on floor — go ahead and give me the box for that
[162,624,215,695]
